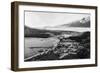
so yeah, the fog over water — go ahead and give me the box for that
[44,27,90,32]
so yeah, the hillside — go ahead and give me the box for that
[25,31,90,61]
[24,26,80,38]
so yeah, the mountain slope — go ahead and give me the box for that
[44,17,90,29]
[24,26,80,38]
[59,20,90,27]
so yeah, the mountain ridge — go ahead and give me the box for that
[44,17,90,29]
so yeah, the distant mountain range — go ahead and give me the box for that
[44,17,90,29]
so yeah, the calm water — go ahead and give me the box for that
[24,37,59,58]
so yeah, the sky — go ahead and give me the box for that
[25,11,90,28]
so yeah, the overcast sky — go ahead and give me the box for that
[25,11,90,28]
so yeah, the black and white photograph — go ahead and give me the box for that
[24,11,91,62]
[11,2,97,71]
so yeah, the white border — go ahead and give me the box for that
[18,5,96,68]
